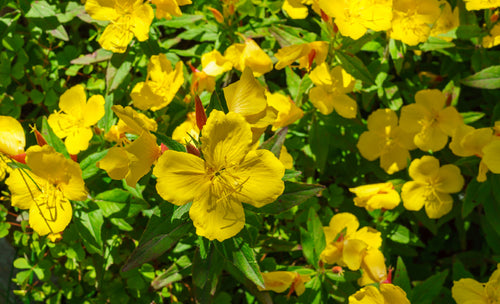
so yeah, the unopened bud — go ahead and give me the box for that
[208,7,224,23]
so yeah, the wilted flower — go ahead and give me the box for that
[152,0,192,19]
[320,212,382,271]
[309,63,357,118]
[258,271,311,296]
[318,0,393,40]
[357,109,416,174]
[399,89,462,152]
[274,41,329,70]
[153,110,285,241]
[131,54,184,111]
[389,0,441,46]
[98,106,161,187]
[349,182,401,211]
[48,85,105,155]
[6,145,88,236]
[401,156,464,219]
[224,39,273,76]
[85,0,154,53]
[452,264,500,304]
[349,284,411,304]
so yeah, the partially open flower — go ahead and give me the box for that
[258,271,311,296]
[349,182,401,211]
[224,39,273,77]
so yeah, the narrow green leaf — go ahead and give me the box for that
[461,66,500,89]
[80,150,108,180]
[71,49,113,65]
[335,52,375,85]
[394,257,412,297]
[193,245,224,303]
[221,237,264,289]
[259,127,288,158]
[152,131,186,152]
[412,270,448,304]
[41,117,70,159]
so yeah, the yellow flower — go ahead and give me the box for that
[153,110,285,241]
[201,50,233,77]
[483,24,500,48]
[223,68,277,142]
[98,106,161,187]
[266,91,304,131]
[349,284,411,304]
[131,54,185,111]
[463,0,500,10]
[152,0,191,19]
[320,212,382,271]
[399,89,462,152]
[358,249,389,286]
[401,156,464,219]
[258,271,311,296]
[309,63,357,118]
[48,85,105,155]
[282,0,321,19]
[318,0,393,40]
[430,1,459,42]
[0,115,25,156]
[279,145,294,170]
[449,124,500,182]
[172,112,200,145]
[274,41,329,70]
[224,39,273,77]
[349,182,401,211]
[390,0,441,46]
[104,110,157,144]
[357,109,416,174]
[85,0,154,53]
[452,264,500,304]
[5,145,88,236]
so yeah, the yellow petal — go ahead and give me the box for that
[223,43,245,71]
[310,63,332,86]
[357,131,383,161]
[349,285,385,304]
[5,169,43,209]
[282,0,309,19]
[425,191,453,219]
[380,144,410,174]
[380,284,411,304]
[83,95,105,126]
[29,192,73,236]
[98,21,134,53]
[327,212,360,240]
[399,103,428,134]
[408,155,440,182]
[97,147,130,181]
[309,86,335,115]
[153,150,207,205]
[279,145,294,169]
[359,249,387,286]
[452,278,488,304]
[64,127,93,155]
[0,116,25,155]
[259,271,295,293]
[462,128,494,157]
[401,181,427,211]
[202,50,232,76]
[351,227,382,249]
[201,110,253,168]
[438,106,462,137]
[223,68,267,117]
[367,108,398,132]
[59,85,86,117]
[84,0,120,21]
[435,164,464,193]
[241,39,273,76]
[112,105,158,134]
[232,150,285,208]
[415,89,446,113]
[343,239,368,270]
[332,93,357,119]
[485,264,500,300]
[320,239,343,265]
[449,124,476,157]
[482,140,500,174]
[190,188,245,241]
[130,3,154,41]
[274,44,308,70]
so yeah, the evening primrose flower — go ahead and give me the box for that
[104,110,157,144]
[266,91,304,131]
[152,0,192,19]
[390,0,441,46]
[131,54,184,111]
[320,212,382,271]
[48,85,105,155]
[6,145,88,236]
[224,39,273,76]
[452,264,500,304]
[172,112,200,145]
[349,284,411,304]
[85,0,154,53]
[274,41,329,70]
[357,109,416,174]
[401,156,464,219]
[349,182,401,211]
[98,106,161,187]
[309,63,357,118]
[450,124,500,182]
[399,89,462,152]
[358,249,389,286]
[258,271,311,296]
[318,0,393,40]
[482,24,500,48]
[279,145,294,170]
[153,110,285,241]
[430,1,459,42]
[463,0,500,11]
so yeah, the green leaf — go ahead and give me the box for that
[41,116,70,159]
[221,237,264,289]
[259,127,287,158]
[285,67,300,100]
[152,131,186,152]
[393,257,412,298]
[420,37,455,51]
[154,14,203,29]
[460,111,485,124]
[13,257,30,269]
[25,1,57,18]
[74,209,104,255]
[388,224,424,247]
[335,52,375,85]
[122,220,192,272]
[461,66,500,89]
[193,244,224,303]
[301,208,325,268]
[80,150,108,179]
[247,181,324,214]
[309,118,330,171]
[71,49,113,65]
[411,270,448,304]
[462,178,485,218]
[94,189,148,218]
